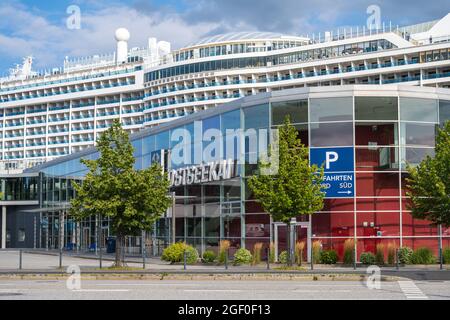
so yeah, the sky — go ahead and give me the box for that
[0,0,449,75]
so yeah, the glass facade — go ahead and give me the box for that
[146,40,395,82]
[1,176,39,201]
[16,87,450,259]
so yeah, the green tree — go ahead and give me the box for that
[248,117,324,265]
[70,120,171,266]
[406,121,450,227]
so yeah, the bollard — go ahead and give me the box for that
[396,248,399,270]
[353,248,357,270]
[266,248,270,270]
[19,250,23,270]
[143,247,146,270]
[99,246,103,269]
[225,249,229,270]
[183,250,187,271]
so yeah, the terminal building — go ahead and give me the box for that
[1,14,450,260]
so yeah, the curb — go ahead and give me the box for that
[0,272,404,282]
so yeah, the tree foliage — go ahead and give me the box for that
[248,117,324,265]
[70,120,171,265]
[406,121,450,227]
[248,117,325,223]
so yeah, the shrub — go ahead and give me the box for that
[161,242,199,264]
[320,250,338,264]
[312,241,322,264]
[375,244,385,265]
[252,243,263,265]
[387,243,396,265]
[218,240,231,264]
[360,252,376,265]
[443,248,450,264]
[269,242,275,264]
[279,251,288,264]
[410,247,436,265]
[202,250,217,264]
[295,241,306,266]
[233,248,252,265]
[184,246,199,264]
[398,247,413,264]
[343,239,354,265]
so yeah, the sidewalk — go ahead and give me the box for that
[23,249,450,271]
[0,249,449,280]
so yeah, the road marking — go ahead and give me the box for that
[184,290,242,293]
[293,290,351,293]
[398,281,428,299]
[71,289,130,293]
[0,289,22,292]
[96,283,202,287]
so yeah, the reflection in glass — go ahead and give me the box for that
[155,130,170,151]
[221,110,240,134]
[355,97,398,120]
[400,123,437,147]
[142,135,155,156]
[223,179,241,201]
[204,183,220,203]
[310,122,353,147]
[355,123,398,146]
[186,204,202,238]
[245,214,270,238]
[356,147,399,171]
[401,147,435,168]
[310,97,353,122]
[244,104,269,129]
[439,100,450,127]
[223,215,241,238]
[400,98,438,122]
[271,100,308,125]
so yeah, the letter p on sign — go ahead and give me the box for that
[325,151,339,170]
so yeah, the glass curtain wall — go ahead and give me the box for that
[36,93,450,256]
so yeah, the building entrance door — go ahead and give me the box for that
[273,221,311,263]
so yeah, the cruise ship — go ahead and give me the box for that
[1,13,450,174]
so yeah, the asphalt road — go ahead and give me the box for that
[0,279,449,300]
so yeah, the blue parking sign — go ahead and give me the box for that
[310,147,354,172]
[321,173,355,198]
[310,147,355,198]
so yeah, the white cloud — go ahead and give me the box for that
[0,2,218,70]
[0,0,447,72]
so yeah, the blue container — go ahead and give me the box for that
[106,237,116,254]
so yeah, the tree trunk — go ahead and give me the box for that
[115,233,124,267]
